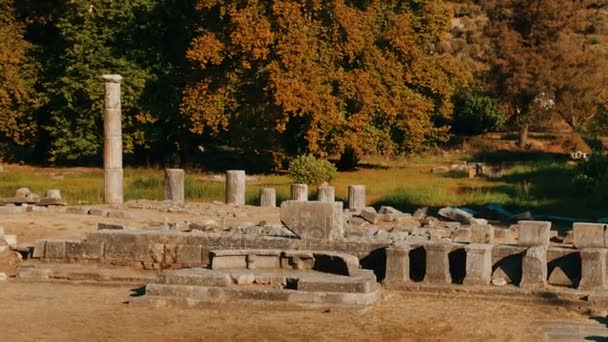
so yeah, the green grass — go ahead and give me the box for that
[0,152,605,219]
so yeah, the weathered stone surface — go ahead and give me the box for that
[3,234,16,246]
[385,244,411,283]
[231,272,255,285]
[65,240,104,260]
[572,223,606,249]
[66,206,89,215]
[290,184,308,201]
[176,245,203,266]
[225,170,246,205]
[247,254,281,269]
[470,224,495,244]
[348,185,366,210]
[464,244,494,285]
[317,185,335,203]
[518,221,551,247]
[424,242,452,284]
[438,207,473,224]
[88,208,110,217]
[45,240,67,259]
[280,200,344,241]
[32,240,46,258]
[451,228,471,242]
[547,267,572,287]
[520,246,547,288]
[211,255,247,270]
[97,223,126,230]
[360,207,379,224]
[15,187,31,198]
[164,169,185,203]
[259,188,276,207]
[281,251,315,270]
[579,248,607,291]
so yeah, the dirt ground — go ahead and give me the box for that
[0,281,590,341]
[0,207,600,341]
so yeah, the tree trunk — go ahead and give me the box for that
[337,147,360,171]
[519,124,528,150]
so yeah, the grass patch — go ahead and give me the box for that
[0,151,605,219]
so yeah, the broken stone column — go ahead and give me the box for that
[164,169,185,203]
[103,74,123,204]
[259,188,276,207]
[385,244,411,284]
[520,246,547,288]
[579,248,607,291]
[46,189,62,201]
[464,244,494,285]
[317,184,335,202]
[573,223,606,249]
[290,183,308,201]
[424,242,452,284]
[348,185,366,210]
[225,170,245,205]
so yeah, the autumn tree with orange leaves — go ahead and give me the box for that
[181,0,465,168]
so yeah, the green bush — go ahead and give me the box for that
[574,153,608,202]
[451,86,506,135]
[288,154,337,185]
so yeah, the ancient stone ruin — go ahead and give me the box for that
[0,75,606,314]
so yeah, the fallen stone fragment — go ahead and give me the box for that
[413,207,428,220]
[492,277,507,286]
[360,207,379,224]
[0,272,7,281]
[438,207,474,224]
[431,166,449,174]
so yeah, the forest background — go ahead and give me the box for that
[1,0,607,171]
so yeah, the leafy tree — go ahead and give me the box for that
[484,0,608,149]
[0,0,39,158]
[182,0,463,167]
[19,0,196,164]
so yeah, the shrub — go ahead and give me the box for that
[288,154,337,185]
[574,153,608,202]
[451,86,506,135]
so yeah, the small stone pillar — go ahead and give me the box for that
[103,74,123,204]
[424,242,452,284]
[46,189,62,200]
[578,248,607,290]
[317,185,335,202]
[520,246,547,288]
[464,244,494,285]
[290,184,308,201]
[164,168,185,203]
[385,244,411,284]
[225,170,246,205]
[348,185,366,210]
[259,188,276,207]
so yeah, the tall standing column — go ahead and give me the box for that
[225,170,246,205]
[103,74,123,204]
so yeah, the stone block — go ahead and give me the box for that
[464,244,494,285]
[360,207,379,224]
[66,206,89,215]
[518,221,551,247]
[247,255,280,269]
[88,208,109,216]
[578,248,607,291]
[572,223,606,249]
[470,224,494,244]
[211,255,247,270]
[32,240,46,258]
[424,242,452,284]
[176,245,203,266]
[281,251,315,270]
[65,240,104,260]
[45,240,66,259]
[451,228,471,242]
[385,244,411,283]
[280,200,344,241]
[438,207,474,224]
[520,246,547,288]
